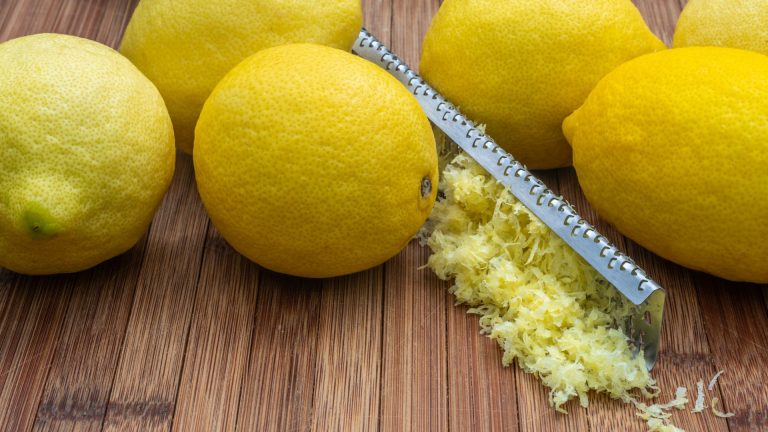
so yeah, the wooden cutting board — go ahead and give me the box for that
[1,0,766,430]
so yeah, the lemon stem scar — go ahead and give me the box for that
[22,202,61,239]
[421,176,433,198]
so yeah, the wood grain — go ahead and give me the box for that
[312,270,384,431]
[363,0,392,45]
[447,310,518,432]
[0,273,12,322]
[764,288,768,313]
[171,226,259,432]
[379,2,450,431]
[234,274,321,432]
[632,0,686,46]
[696,275,768,431]
[102,155,209,432]
[0,275,74,432]
[391,0,439,70]
[0,0,137,47]
[1,0,767,431]
[33,238,148,432]
[381,243,449,432]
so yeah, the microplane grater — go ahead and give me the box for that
[352,29,665,370]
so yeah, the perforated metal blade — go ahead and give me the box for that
[352,29,665,370]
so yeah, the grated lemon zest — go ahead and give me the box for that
[708,370,725,391]
[631,387,688,430]
[711,397,736,418]
[692,381,706,413]
[647,418,686,432]
[426,152,659,413]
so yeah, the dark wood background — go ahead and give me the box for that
[1,0,766,430]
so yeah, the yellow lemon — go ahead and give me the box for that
[120,0,362,153]
[674,0,768,55]
[0,34,175,275]
[563,47,768,283]
[194,44,438,278]
[420,0,665,169]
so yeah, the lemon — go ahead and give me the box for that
[0,34,175,275]
[674,0,768,55]
[120,0,362,153]
[420,0,665,169]
[563,47,768,283]
[194,44,438,278]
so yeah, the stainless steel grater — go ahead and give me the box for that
[352,29,665,370]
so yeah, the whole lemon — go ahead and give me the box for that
[0,34,175,275]
[563,47,768,283]
[194,44,438,278]
[420,0,665,169]
[120,0,362,153]
[674,0,768,55]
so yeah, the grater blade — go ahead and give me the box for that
[352,29,665,370]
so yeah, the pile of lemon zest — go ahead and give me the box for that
[426,153,658,413]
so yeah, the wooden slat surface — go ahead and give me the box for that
[696,275,768,430]
[313,270,384,431]
[1,0,767,431]
[235,273,321,432]
[171,225,259,432]
[33,237,148,432]
[0,275,74,432]
[380,2,449,432]
[102,156,209,432]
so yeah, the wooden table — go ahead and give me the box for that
[1,0,766,431]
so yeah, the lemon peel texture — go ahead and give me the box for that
[420,0,665,169]
[120,0,362,153]
[673,0,768,55]
[563,47,768,283]
[194,44,437,278]
[0,34,175,275]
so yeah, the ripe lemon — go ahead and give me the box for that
[674,0,768,55]
[194,44,438,278]
[120,0,362,153]
[563,47,768,283]
[420,0,665,169]
[0,34,175,275]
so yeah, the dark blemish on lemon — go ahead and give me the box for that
[421,176,433,198]
[23,202,61,239]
